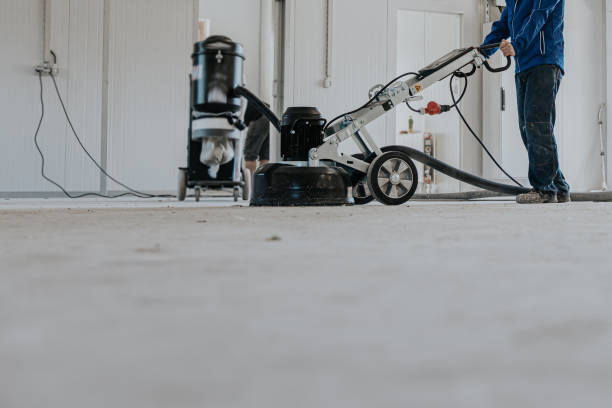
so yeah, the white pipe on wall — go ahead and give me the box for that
[260,0,276,160]
[604,0,612,186]
[198,18,211,41]
[259,0,274,103]
[323,0,334,88]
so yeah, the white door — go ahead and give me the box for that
[390,7,462,192]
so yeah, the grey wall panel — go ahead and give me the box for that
[0,0,104,193]
[0,0,56,192]
[106,0,194,191]
[63,0,105,191]
[284,0,390,150]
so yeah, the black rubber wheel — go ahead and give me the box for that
[350,153,375,205]
[367,151,418,206]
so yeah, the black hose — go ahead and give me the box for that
[571,192,612,202]
[413,191,508,201]
[234,86,281,132]
[414,190,612,202]
[385,145,531,195]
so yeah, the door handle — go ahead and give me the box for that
[501,87,506,112]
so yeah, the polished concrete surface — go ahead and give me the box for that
[1,198,612,408]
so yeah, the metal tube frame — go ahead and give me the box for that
[308,49,484,173]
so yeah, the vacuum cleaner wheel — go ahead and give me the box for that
[251,163,353,207]
[367,151,418,206]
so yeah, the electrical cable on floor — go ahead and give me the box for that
[34,71,174,199]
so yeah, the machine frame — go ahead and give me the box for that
[309,48,485,173]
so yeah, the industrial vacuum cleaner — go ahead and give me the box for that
[183,37,567,206]
[178,36,251,202]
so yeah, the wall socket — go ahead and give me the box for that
[35,62,59,76]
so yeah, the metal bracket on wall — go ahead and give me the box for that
[323,0,334,88]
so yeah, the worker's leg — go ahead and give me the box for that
[515,71,529,154]
[244,117,267,175]
[258,127,270,168]
[522,65,566,195]
[246,116,271,173]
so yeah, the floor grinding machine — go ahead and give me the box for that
[185,39,541,206]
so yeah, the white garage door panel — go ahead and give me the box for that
[0,0,61,192]
[0,0,104,193]
[64,0,105,191]
[106,0,194,192]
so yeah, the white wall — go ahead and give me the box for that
[559,0,607,192]
[284,0,390,149]
[0,0,196,195]
[105,0,194,191]
[0,0,104,193]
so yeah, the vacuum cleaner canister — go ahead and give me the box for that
[191,36,245,114]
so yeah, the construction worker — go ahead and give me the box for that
[481,0,570,204]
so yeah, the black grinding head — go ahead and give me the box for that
[250,164,354,207]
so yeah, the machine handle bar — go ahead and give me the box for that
[483,56,512,73]
[477,43,513,73]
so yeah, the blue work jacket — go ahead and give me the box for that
[482,0,565,74]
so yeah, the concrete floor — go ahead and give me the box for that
[1,198,612,408]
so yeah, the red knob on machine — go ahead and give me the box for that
[425,101,442,116]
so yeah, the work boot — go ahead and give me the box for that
[516,190,558,204]
[557,192,572,203]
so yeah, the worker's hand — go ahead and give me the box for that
[500,39,516,57]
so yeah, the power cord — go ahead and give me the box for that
[449,72,524,187]
[34,71,174,199]
[404,65,523,188]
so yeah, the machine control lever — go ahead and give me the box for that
[483,56,512,73]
